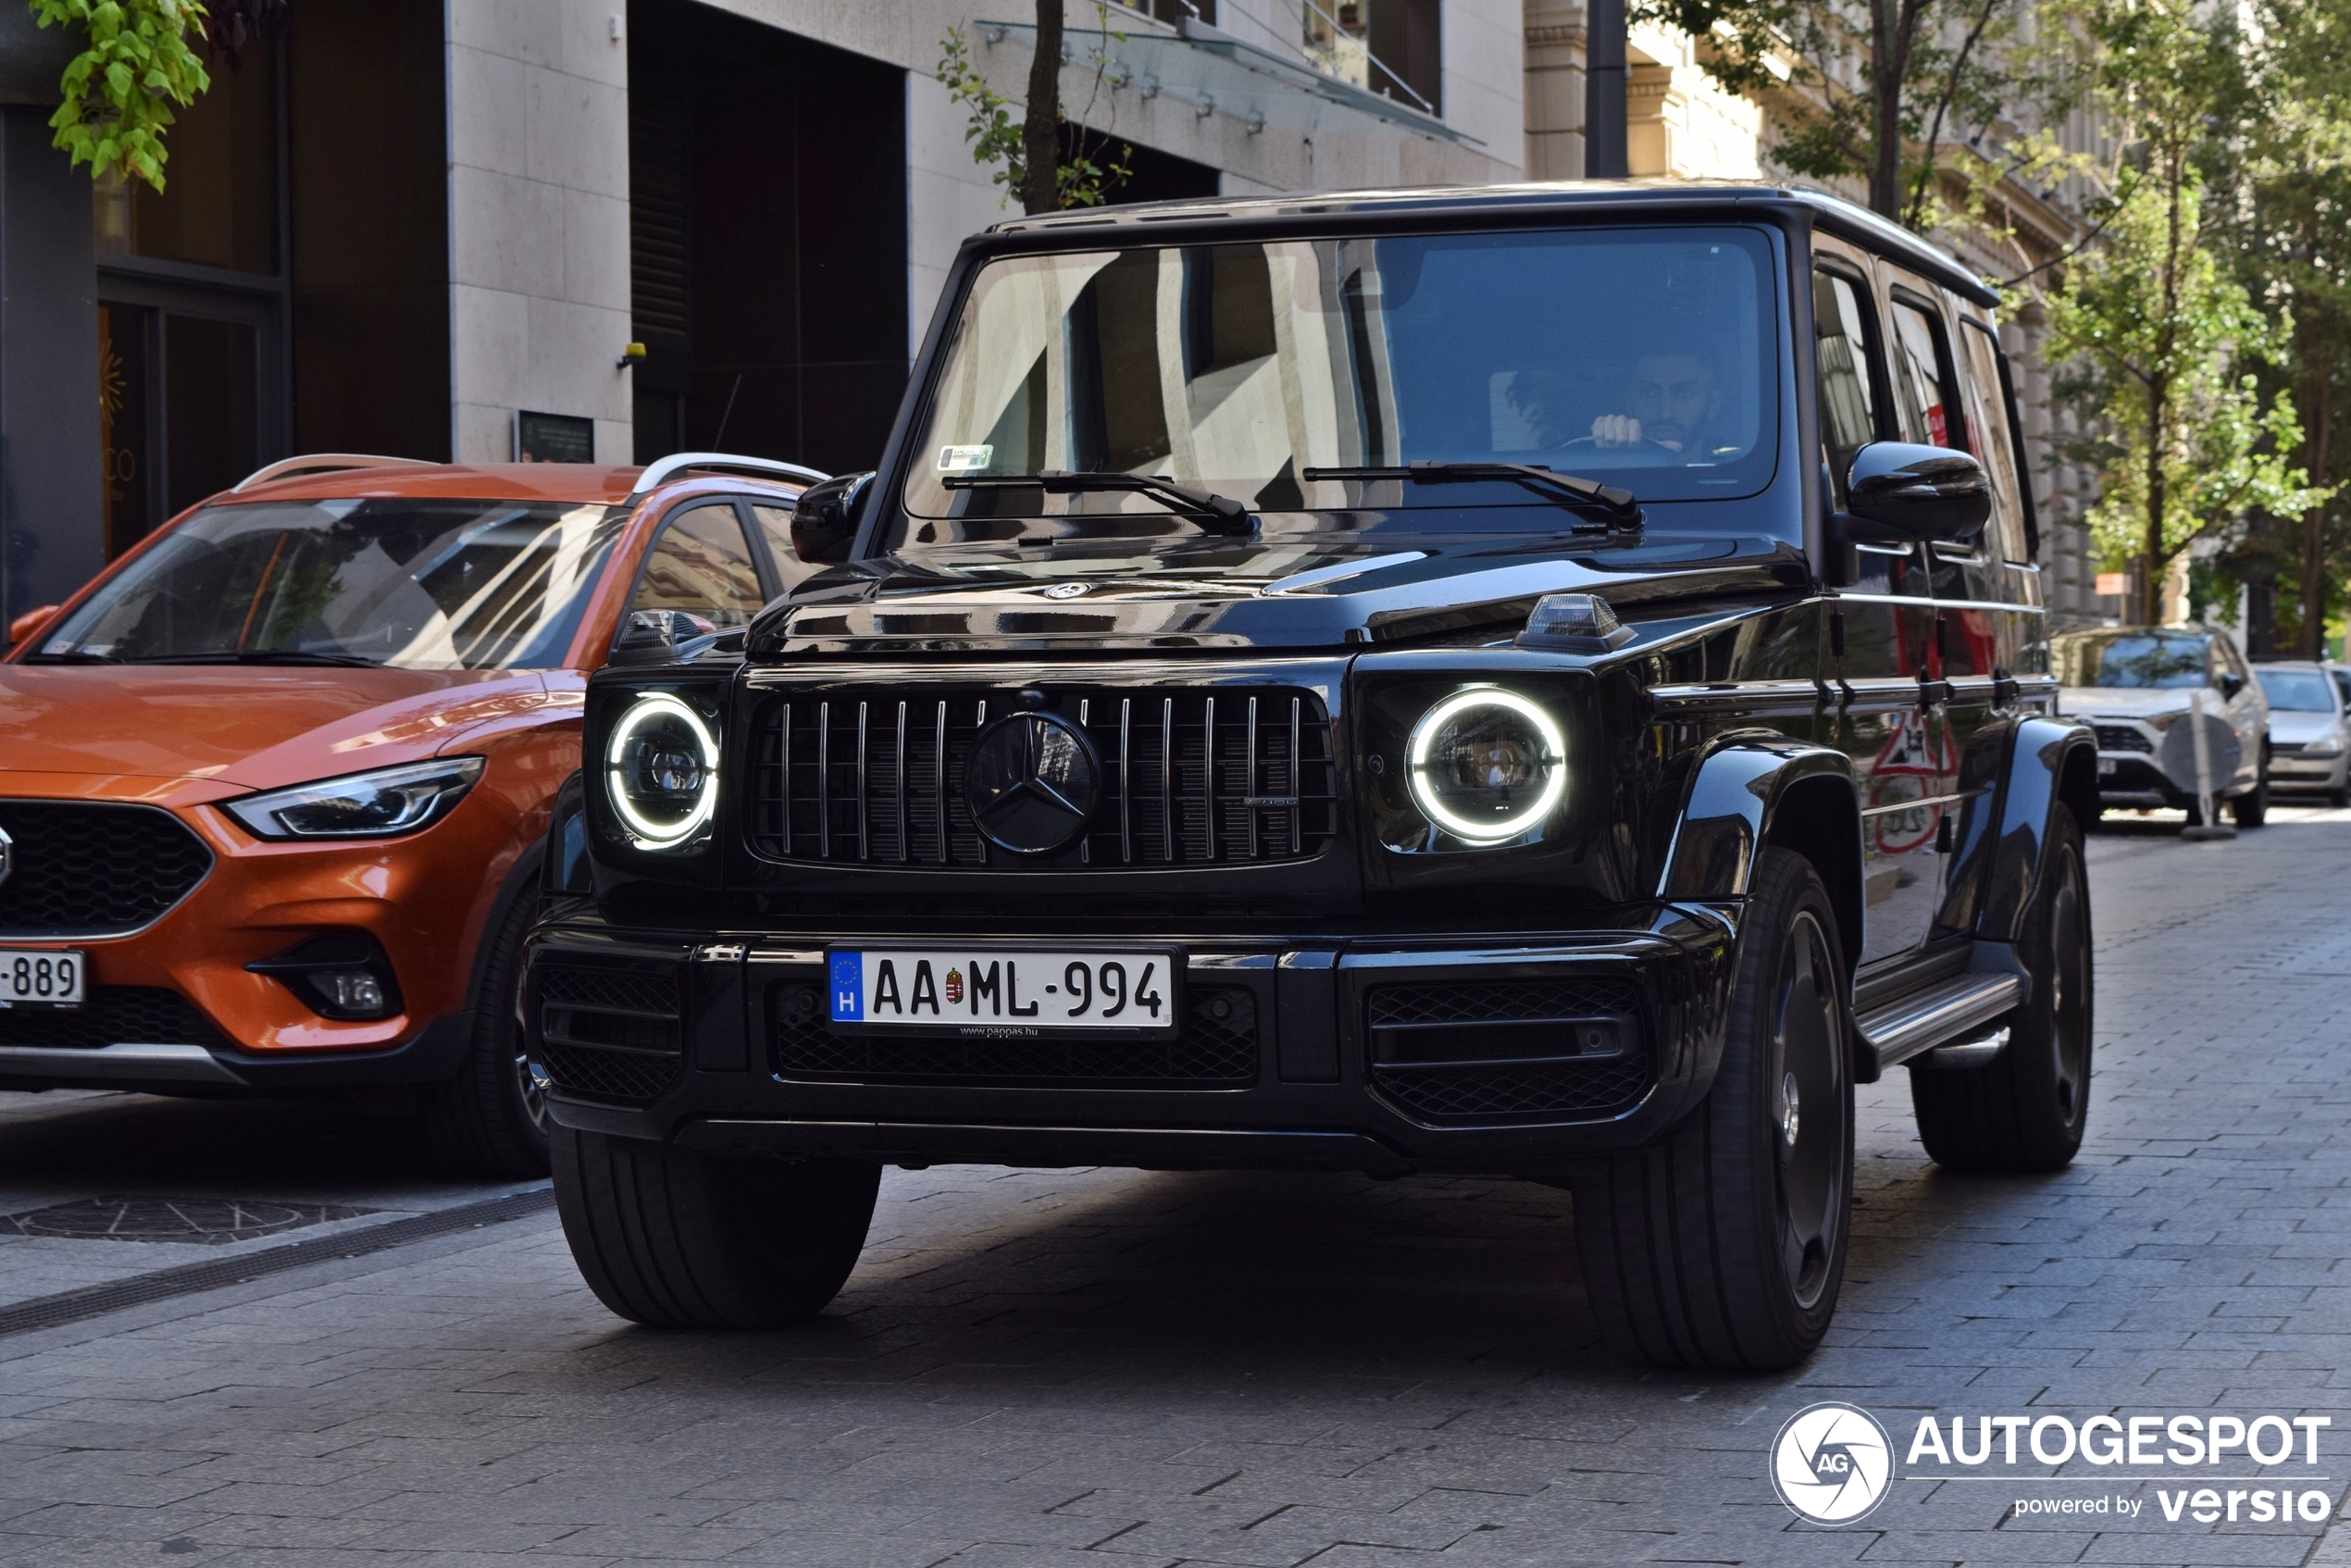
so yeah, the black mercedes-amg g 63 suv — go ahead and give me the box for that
[531,182,2096,1371]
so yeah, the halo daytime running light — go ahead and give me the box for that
[605,691,720,850]
[1405,688,1568,843]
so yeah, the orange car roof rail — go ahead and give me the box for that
[626,452,829,503]
[231,454,439,492]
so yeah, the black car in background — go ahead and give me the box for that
[529,182,2096,1371]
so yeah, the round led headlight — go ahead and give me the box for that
[1405,688,1568,843]
[605,692,719,849]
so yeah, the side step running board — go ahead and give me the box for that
[1858,973,2022,1075]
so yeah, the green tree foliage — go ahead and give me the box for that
[936,5,1134,216]
[1633,0,2033,225]
[2046,0,2323,627]
[31,0,213,191]
[2195,0,2351,653]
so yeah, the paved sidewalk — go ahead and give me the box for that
[2,811,2350,1565]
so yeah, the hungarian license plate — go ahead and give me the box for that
[827,947,1179,1038]
[0,948,85,1008]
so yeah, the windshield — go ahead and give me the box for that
[900,225,1780,539]
[2258,668,2337,713]
[2053,632,2210,690]
[33,499,628,669]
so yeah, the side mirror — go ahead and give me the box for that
[609,608,715,664]
[1845,442,1991,542]
[2220,672,2246,700]
[791,471,873,564]
[6,604,61,651]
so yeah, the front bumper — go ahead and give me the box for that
[2270,748,2349,790]
[524,905,1739,1176]
[0,774,535,1094]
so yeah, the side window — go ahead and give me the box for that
[1956,320,2034,566]
[627,503,766,633]
[749,504,824,596]
[1889,297,1965,452]
[1812,268,1883,505]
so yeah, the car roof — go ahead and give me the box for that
[221,462,803,508]
[983,179,1999,307]
[2254,659,2328,670]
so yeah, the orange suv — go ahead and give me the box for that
[0,451,821,1174]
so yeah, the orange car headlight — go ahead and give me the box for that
[223,756,485,840]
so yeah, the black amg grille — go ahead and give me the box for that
[0,986,233,1052]
[772,982,1260,1087]
[536,965,683,1104]
[0,802,213,936]
[748,687,1337,869]
[2093,725,2154,753]
[1367,977,1650,1123]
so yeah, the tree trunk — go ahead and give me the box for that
[2299,373,2332,658]
[2144,375,2169,627]
[2143,155,2187,628]
[1869,0,1902,218]
[1021,0,1063,216]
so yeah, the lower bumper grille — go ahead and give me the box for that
[0,987,233,1052]
[536,966,683,1104]
[1366,977,1649,1123]
[773,983,1259,1087]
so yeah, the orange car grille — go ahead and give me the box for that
[0,802,213,937]
[0,986,231,1052]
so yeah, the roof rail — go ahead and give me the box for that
[231,454,438,492]
[626,452,829,503]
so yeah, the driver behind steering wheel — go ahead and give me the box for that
[1578,350,1740,463]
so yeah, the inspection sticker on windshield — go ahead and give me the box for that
[825,947,1178,1039]
[935,444,993,473]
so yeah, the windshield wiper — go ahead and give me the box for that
[127,649,386,668]
[1302,461,1644,530]
[22,650,118,664]
[943,470,1255,537]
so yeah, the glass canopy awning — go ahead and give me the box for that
[976,19,1481,148]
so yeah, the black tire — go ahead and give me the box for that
[418,891,551,1178]
[1909,803,2092,1173]
[2329,785,2350,810]
[1572,848,1852,1370]
[554,1125,880,1329]
[2233,756,2269,826]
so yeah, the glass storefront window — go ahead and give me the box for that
[93,41,278,275]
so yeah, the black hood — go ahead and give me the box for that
[753,523,1810,655]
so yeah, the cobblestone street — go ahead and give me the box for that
[3,810,2350,1567]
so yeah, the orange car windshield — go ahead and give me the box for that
[31,499,630,669]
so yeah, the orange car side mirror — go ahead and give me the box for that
[6,604,60,650]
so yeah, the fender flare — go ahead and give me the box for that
[1974,715,2097,943]
[1659,735,1862,972]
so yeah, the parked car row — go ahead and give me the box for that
[2058,624,2351,822]
[0,451,825,1176]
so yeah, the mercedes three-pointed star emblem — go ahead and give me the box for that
[964,711,1101,855]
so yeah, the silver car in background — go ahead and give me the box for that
[2055,627,2270,827]
[2254,661,2351,807]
